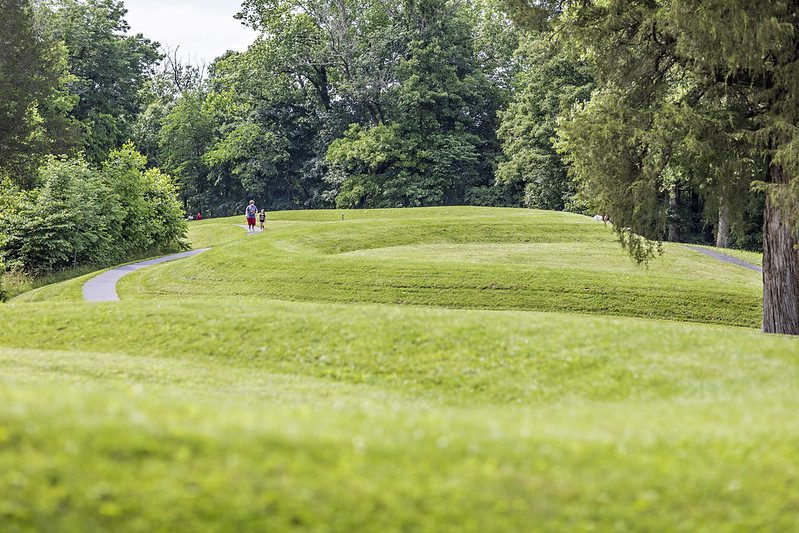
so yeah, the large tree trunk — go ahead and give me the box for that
[716,200,730,248]
[762,164,799,335]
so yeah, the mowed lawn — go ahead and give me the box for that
[3,207,798,531]
[21,207,761,326]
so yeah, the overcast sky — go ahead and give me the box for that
[124,1,258,63]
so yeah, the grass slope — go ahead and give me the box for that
[119,208,765,327]
[20,207,762,327]
[2,300,799,530]
[3,206,793,531]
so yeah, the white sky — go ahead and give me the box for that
[124,1,259,63]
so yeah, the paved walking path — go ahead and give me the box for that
[83,223,259,302]
[684,245,762,273]
[82,249,210,302]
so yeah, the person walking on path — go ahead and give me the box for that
[245,200,258,233]
[259,209,266,231]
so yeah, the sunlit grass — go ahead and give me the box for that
[0,206,792,530]
[113,208,762,327]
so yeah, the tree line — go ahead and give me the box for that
[153,0,523,213]
[2,0,798,335]
[142,0,768,253]
[0,0,769,243]
[504,0,798,334]
[0,0,184,298]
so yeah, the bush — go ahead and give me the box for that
[4,159,111,272]
[101,144,187,255]
[1,147,187,274]
[0,177,26,298]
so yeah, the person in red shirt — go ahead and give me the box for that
[245,200,257,233]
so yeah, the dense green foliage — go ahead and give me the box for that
[325,0,504,207]
[1,146,186,274]
[542,2,795,251]
[497,33,592,210]
[149,0,522,214]
[1,0,162,187]
[0,1,186,291]
[4,207,798,530]
[5,0,784,273]
[44,0,161,163]
[0,0,77,186]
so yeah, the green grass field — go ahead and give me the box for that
[3,207,797,531]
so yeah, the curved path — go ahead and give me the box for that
[83,249,210,302]
[684,245,762,273]
[83,223,258,302]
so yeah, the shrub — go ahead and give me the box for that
[4,159,111,272]
[0,177,30,287]
[1,148,187,274]
[101,144,187,255]
[141,167,187,252]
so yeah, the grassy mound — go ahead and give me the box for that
[20,207,762,327]
[3,206,794,531]
[125,208,763,327]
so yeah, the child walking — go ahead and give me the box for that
[259,209,266,231]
